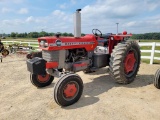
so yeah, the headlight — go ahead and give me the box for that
[40,40,48,48]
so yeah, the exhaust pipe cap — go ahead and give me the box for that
[76,9,81,12]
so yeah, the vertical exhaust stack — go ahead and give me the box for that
[74,9,81,38]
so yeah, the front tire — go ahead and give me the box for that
[26,53,32,59]
[30,73,54,87]
[54,73,83,106]
[2,49,9,56]
[153,69,160,89]
[109,41,141,84]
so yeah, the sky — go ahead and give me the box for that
[0,0,160,34]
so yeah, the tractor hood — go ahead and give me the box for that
[38,34,98,51]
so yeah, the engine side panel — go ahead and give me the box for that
[58,50,67,69]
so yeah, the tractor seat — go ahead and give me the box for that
[98,39,108,46]
[100,33,112,39]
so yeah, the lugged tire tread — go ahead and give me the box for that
[109,41,141,84]
[154,69,160,89]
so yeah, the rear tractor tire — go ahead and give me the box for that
[30,73,54,87]
[109,41,141,84]
[54,73,83,107]
[153,69,160,89]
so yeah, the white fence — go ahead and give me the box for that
[138,42,160,64]
[2,40,39,48]
[2,40,160,64]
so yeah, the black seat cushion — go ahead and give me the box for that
[100,33,112,39]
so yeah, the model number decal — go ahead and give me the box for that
[49,42,95,47]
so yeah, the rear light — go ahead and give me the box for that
[39,40,48,48]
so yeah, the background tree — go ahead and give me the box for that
[62,32,68,36]
[8,31,160,40]
[11,32,16,38]
[68,33,74,37]
[131,33,160,40]
[81,33,85,36]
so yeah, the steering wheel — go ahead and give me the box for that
[92,29,102,37]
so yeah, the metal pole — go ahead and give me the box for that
[116,23,119,34]
[1,30,3,37]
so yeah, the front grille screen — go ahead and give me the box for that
[42,50,59,62]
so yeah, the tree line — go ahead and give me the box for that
[2,32,86,38]
[131,32,160,40]
[1,32,160,40]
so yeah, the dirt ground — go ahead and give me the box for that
[0,54,160,120]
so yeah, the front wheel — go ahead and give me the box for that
[26,53,32,59]
[2,49,9,56]
[153,69,160,89]
[54,73,83,106]
[30,73,54,87]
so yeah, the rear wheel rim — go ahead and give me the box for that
[124,49,138,77]
[63,81,79,101]
[37,74,50,83]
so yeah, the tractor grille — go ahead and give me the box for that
[42,50,59,62]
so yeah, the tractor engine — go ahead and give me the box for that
[64,48,90,71]
[66,48,87,62]
[42,47,90,74]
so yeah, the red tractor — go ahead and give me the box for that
[27,9,141,106]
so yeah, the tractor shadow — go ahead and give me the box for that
[65,68,154,109]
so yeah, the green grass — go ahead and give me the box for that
[140,46,160,50]
[141,52,160,57]
[141,59,160,64]
[3,37,37,42]
[140,39,160,42]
